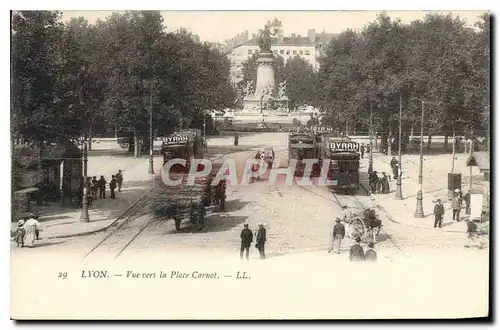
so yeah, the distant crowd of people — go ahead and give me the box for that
[81,169,124,206]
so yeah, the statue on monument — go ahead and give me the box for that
[278,80,287,99]
[243,80,254,98]
[258,23,274,53]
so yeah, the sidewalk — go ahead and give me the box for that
[11,155,162,239]
[359,152,489,234]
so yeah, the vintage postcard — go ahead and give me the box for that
[10,10,490,320]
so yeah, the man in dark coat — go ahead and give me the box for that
[256,223,266,259]
[234,133,239,146]
[329,218,345,254]
[392,163,399,180]
[433,199,445,228]
[360,144,365,159]
[381,172,390,194]
[240,224,253,260]
[115,170,124,192]
[98,176,107,199]
[452,194,461,221]
[350,237,365,262]
[365,243,377,262]
[369,171,378,194]
[390,157,397,173]
[110,175,117,199]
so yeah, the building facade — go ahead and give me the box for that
[227,18,338,86]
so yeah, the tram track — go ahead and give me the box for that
[82,147,252,261]
[295,181,406,256]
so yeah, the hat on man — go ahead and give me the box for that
[355,237,361,243]
[335,218,341,223]
[368,243,375,248]
[244,224,249,228]
[341,205,347,209]
[437,199,442,203]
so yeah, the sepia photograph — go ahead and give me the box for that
[9,7,491,320]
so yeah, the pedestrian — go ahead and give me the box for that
[110,175,117,199]
[376,172,383,194]
[392,163,399,180]
[15,219,26,247]
[91,176,98,200]
[256,223,266,260]
[23,214,40,248]
[116,170,123,192]
[360,144,365,159]
[464,191,471,215]
[98,175,107,199]
[365,243,377,262]
[240,224,253,261]
[349,237,365,262]
[433,199,445,228]
[464,218,478,248]
[341,205,353,222]
[328,218,345,254]
[390,157,397,173]
[234,133,239,146]
[381,172,390,194]
[86,177,93,206]
[369,171,378,194]
[452,193,461,221]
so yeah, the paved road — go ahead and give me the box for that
[11,134,488,265]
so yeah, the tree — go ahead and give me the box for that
[281,55,316,109]
[11,11,66,144]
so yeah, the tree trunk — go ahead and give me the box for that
[427,134,432,150]
[444,134,448,152]
[134,128,139,158]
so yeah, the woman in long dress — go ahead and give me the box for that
[23,215,40,247]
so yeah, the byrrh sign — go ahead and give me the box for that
[329,142,359,151]
[162,135,189,145]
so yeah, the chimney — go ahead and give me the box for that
[308,29,316,43]
[291,33,296,38]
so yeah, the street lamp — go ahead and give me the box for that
[80,139,90,222]
[145,80,154,175]
[414,100,425,218]
[395,92,403,200]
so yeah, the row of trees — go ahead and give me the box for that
[238,12,490,146]
[12,11,236,154]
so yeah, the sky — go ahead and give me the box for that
[60,10,488,43]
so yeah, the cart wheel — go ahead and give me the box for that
[350,217,366,240]
[174,218,181,231]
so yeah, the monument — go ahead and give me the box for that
[241,23,289,114]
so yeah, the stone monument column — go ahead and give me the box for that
[254,52,276,99]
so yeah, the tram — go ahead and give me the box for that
[318,135,360,193]
[288,132,319,177]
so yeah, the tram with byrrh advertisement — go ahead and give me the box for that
[318,135,360,193]
[288,132,320,177]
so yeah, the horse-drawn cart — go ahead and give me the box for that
[345,209,382,242]
[156,169,227,231]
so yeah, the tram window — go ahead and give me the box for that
[350,161,359,169]
[302,149,314,159]
[338,162,347,173]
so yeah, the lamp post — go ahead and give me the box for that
[147,81,154,175]
[414,100,425,218]
[369,99,373,174]
[395,93,403,200]
[80,139,90,222]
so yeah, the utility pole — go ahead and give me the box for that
[369,99,373,174]
[80,140,90,222]
[451,125,456,174]
[414,100,425,218]
[395,93,403,200]
[148,83,154,175]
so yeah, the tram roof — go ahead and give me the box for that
[290,143,315,148]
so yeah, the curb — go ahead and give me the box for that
[44,189,153,240]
